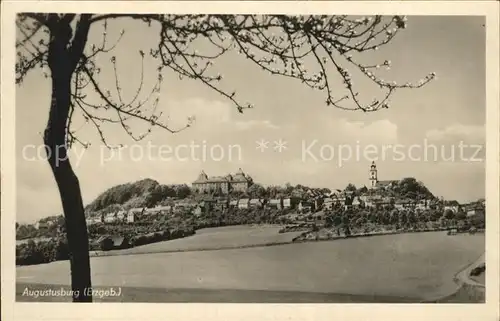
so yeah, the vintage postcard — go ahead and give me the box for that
[1,1,499,321]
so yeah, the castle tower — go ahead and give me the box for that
[369,161,378,189]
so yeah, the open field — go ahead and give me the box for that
[91,225,304,257]
[16,227,485,303]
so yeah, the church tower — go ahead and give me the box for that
[369,161,378,189]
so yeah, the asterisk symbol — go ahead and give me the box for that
[256,139,270,152]
[273,139,288,152]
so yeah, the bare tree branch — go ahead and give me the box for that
[17,13,436,148]
[69,14,92,70]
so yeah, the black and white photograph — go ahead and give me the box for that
[1,1,499,319]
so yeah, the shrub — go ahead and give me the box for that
[16,237,69,266]
[470,264,485,277]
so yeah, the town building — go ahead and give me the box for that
[267,199,282,209]
[104,213,116,223]
[344,197,362,210]
[444,205,461,213]
[249,199,264,209]
[196,199,216,213]
[359,195,377,208]
[145,205,172,216]
[369,161,399,190]
[372,197,393,209]
[116,210,126,221]
[352,197,362,207]
[126,211,137,223]
[216,199,229,211]
[283,197,300,209]
[323,198,334,210]
[415,199,431,211]
[193,205,204,216]
[127,207,145,223]
[173,201,194,213]
[466,207,484,217]
[298,201,314,213]
[238,198,250,209]
[34,221,49,230]
[464,202,485,217]
[229,199,239,208]
[192,168,253,194]
[394,199,415,210]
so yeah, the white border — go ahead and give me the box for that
[1,2,499,321]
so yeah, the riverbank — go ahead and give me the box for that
[291,226,484,243]
[425,253,485,303]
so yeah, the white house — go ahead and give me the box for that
[343,197,361,210]
[126,211,137,223]
[334,196,346,205]
[444,205,460,213]
[465,203,484,217]
[130,207,145,215]
[359,195,377,208]
[116,210,126,221]
[323,198,334,210]
[104,213,116,223]
[267,199,282,209]
[249,198,264,209]
[193,206,204,216]
[298,201,313,213]
[34,221,49,230]
[145,205,171,215]
[283,198,298,208]
[173,202,194,213]
[394,200,415,211]
[415,199,430,211]
[238,198,250,209]
[86,216,103,225]
[229,199,239,208]
[364,199,375,208]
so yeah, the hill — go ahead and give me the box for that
[84,178,191,214]
[367,177,436,200]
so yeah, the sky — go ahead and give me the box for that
[15,15,486,223]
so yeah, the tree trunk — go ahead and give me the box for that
[45,17,92,302]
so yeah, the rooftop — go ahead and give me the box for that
[193,168,252,184]
[376,180,399,187]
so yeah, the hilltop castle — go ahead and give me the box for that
[369,161,398,190]
[192,168,253,194]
